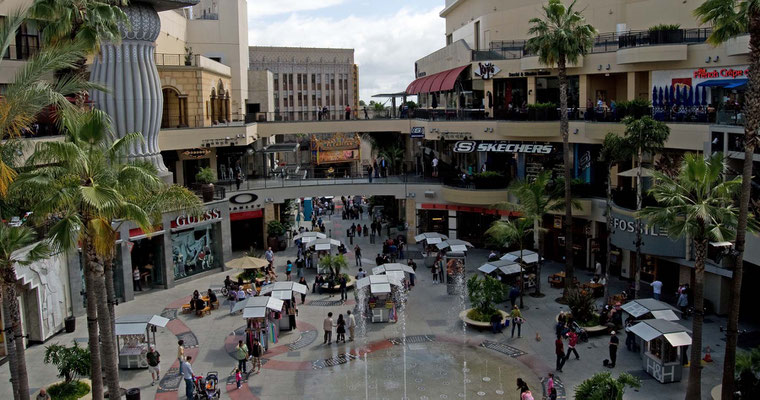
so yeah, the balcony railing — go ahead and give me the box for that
[475,27,714,61]
[155,53,202,67]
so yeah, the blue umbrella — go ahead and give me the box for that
[659,87,664,106]
[670,84,676,105]
[701,86,708,105]
[682,86,689,107]
[688,86,694,107]
[695,85,701,106]
[675,85,681,105]
[652,86,658,107]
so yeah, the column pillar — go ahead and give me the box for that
[263,202,276,247]
[448,210,457,240]
[627,72,637,101]
[527,76,537,104]
[484,78,494,118]
[91,1,179,182]
[579,74,589,112]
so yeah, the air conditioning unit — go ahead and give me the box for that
[424,191,436,198]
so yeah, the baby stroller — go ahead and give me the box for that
[570,320,589,343]
[193,371,221,400]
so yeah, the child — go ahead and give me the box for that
[235,368,242,389]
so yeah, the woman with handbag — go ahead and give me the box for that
[510,305,524,338]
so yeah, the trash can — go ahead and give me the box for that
[125,388,140,400]
[64,316,76,333]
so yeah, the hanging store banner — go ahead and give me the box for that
[453,141,554,154]
[609,204,686,258]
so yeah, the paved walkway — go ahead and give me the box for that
[0,200,744,399]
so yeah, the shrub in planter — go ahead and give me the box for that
[574,372,640,400]
[527,102,557,121]
[648,24,682,45]
[195,167,216,202]
[472,171,507,189]
[466,275,503,322]
[319,254,348,276]
[566,289,596,325]
[43,342,91,400]
[266,220,287,249]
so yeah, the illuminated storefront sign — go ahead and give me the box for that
[453,141,554,154]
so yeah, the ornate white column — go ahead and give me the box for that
[91,1,198,180]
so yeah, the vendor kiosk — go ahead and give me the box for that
[260,281,308,331]
[356,275,403,323]
[621,298,681,322]
[115,314,170,369]
[414,232,448,267]
[478,259,522,285]
[445,252,466,295]
[232,296,285,351]
[628,319,692,383]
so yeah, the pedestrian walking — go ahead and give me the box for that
[323,312,334,344]
[133,266,142,292]
[347,310,356,341]
[431,262,439,284]
[251,339,263,373]
[177,339,185,362]
[547,373,556,400]
[510,305,524,338]
[677,290,689,318]
[624,318,636,351]
[564,331,580,361]
[554,335,566,372]
[608,331,619,368]
[650,279,663,300]
[235,340,249,374]
[147,346,161,385]
[265,247,274,268]
[235,368,242,389]
[298,277,309,304]
[339,275,348,302]
[508,286,519,308]
[180,356,194,400]
[354,245,362,267]
[336,314,346,343]
[286,259,293,281]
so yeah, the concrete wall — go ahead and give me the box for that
[247,69,275,114]
[414,40,473,77]
[157,9,188,54]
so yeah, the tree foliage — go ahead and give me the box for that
[466,274,502,317]
[574,372,641,400]
[525,0,597,66]
[44,342,91,384]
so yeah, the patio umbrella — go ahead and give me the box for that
[675,85,681,105]
[652,86,658,107]
[226,256,269,270]
[695,85,701,106]
[687,86,694,107]
[670,84,675,105]
[414,232,449,245]
[306,238,342,251]
[682,86,689,107]
[701,86,708,105]
[259,281,308,296]
[372,263,415,275]
[658,87,664,106]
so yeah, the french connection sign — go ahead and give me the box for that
[453,141,554,154]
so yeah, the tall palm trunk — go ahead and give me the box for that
[558,55,575,295]
[83,237,104,400]
[534,220,543,295]
[634,148,643,298]
[686,236,707,400]
[1,284,22,400]
[604,161,613,302]
[722,10,760,398]
[92,253,120,399]
[519,246,524,308]
[104,258,117,367]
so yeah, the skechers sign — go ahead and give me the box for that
[453,141,554,154]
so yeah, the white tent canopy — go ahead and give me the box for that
[259,281,308,299]
[356,274,402,294]
[436,239,473,253]
[372,263,415,275]
[500,253,519,262]
[629,319,692,347]
[232,296,284,314]
[507,250,539,264]
[306,238,341,251]
[617,167,654,178]
[293,232,326,242]
[414,232,448,245]
[478,259,521,275]
[115,314,170,336]
[621,298,681,320]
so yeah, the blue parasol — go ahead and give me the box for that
[695,85,701,106]
[688,86,694,107]
[659,87,664,106]
[670,84,676,105]
[652,86,658,107]
[675,85,681,105]
[682,86,689,107]
[701,86,708,105]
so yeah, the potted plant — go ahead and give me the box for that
[43,342,91,400]
[648,24,683,45]
[472,171,507,189]
[184,46,194,66]
[195,167,216,202]
[266,220,287,249]
[462,275,507,325]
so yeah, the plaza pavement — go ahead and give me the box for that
[0,205,746,400]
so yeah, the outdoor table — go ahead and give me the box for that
[581,283,604,297]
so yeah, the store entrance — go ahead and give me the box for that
[129,236,165,291]
[231,218,264,251]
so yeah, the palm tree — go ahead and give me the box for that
[16,109,198,400]
[641,153,743,400]
[694,2,760,395]
[622,116,670,298]
[0,225,50,400]
[0,10,93,197]
[526,0,596,294]
[378,146,405,176]
[599,133,630,302]
[503,171,565,296]
[485,217,533,307]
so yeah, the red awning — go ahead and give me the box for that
[405,65,469,95]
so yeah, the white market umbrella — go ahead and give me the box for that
[356,274,402,294]
[414,232,448,245]
[259,281,308,296]
[436,239,473,253]
[231,296,284,314]
[617,167,654,178]
[507,250,540,264]
[293,232,326,242]
[372,263,415,275]
[226,256,269,270]
[306,238,342,251]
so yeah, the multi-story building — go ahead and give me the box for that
[248,46,358,121]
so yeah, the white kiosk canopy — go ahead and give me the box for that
[629,319,692,347]
[478,259,521,275]
[414,232,448,244]
[115,314,170,336]
[621,298,681,320]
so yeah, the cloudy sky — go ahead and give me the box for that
[247,0,445,103]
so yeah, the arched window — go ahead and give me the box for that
[162,87,188,128]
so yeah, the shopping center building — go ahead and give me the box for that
[3,0,760,359]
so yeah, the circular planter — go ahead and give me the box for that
[42,378,92,400]
[321,275,356,291]
[555,312,608,336]
[459,308,509,330]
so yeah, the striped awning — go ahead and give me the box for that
[406,65,469,95]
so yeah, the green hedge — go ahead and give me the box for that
[48,380,90,400]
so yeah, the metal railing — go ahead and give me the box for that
[217,170,443,193]
[155,53,202,67]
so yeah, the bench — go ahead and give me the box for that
[181,304,192,314]
[196,306,212,317]
[548,275,564,288]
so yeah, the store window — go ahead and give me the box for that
[418,210,448,234]
[171,223,222,280]
[130,236,165,290]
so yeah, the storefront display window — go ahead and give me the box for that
[172,223,222,280]
[418,210,448,234]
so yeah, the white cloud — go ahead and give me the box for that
[248,0,347,17]
[248,6,444,102]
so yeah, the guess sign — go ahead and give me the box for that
[174,208,221,227]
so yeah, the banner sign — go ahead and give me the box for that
[453,141,554,154]
[316,149,360,164]
[610,205,686,258]
[411,127,425,138]
[172,208,222,229]
[475,62,501,80]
